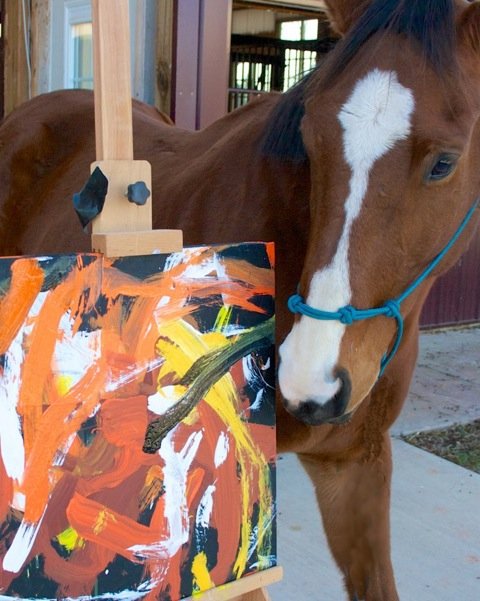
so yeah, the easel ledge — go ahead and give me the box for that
[184,567,283,601]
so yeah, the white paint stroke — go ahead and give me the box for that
[196,484,216,531]
[0,291,48,482]
[2,513,45,573]
[52,312,102,392]
[214,431,230,468]
[181,252,227,280]
[129,429,203,560]
[147,386,182,416]
[104,357,163,393]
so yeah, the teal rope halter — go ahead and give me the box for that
[288,200,479,376]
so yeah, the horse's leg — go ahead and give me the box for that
[299,434,398,601]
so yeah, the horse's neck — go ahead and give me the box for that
[151,96,311,344]
[153,95,311,249]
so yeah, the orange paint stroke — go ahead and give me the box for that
[102,248,273,318]
[139,465,164,513]
[76,444,156,498]
[99,395,149,448]
[66,492,164,562]
[22,362,106,522]
[0,258,44,354]
[185,467,205,509]
[192,404,242,584]
[266,242,275,269]
[18,258,101,456]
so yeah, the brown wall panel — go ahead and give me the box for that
[421,229,480,328]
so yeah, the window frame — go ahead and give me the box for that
[49,0,156,102]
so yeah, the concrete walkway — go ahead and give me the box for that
[270,326,480,601]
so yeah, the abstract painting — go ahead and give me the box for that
[0,243,276,600]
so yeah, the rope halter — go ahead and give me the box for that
[288,200,479,376]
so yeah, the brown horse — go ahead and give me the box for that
[1,0,480,599]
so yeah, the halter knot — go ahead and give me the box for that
[382,299,402,320]
[338,305,357,325]
[287,293,303,314]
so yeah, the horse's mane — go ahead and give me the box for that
[262,0,457,162]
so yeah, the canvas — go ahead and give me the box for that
[0,243,276,600]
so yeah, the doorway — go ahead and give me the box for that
[229,1,337,110]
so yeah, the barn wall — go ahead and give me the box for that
[173,0,231,129]
[421,230,480,328]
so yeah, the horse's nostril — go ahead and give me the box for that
[300,400,318,417]
[284,368,352,426]
[332,367,352,416]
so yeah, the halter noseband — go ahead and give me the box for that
[288,200,479,376]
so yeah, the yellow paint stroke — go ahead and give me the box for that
[213,305,233,332]
[55,374,74,396]
[56,526,86,552]
[192,551,215,593]
[154,318,273,578]
[93,507,117,536]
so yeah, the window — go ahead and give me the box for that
[50,0,156,103]
[50,0,93,90]
[280,19,319,91]
[69,21,93,89]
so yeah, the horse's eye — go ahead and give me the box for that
[428,154,459,181]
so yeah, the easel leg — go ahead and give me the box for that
[232,587,271,601]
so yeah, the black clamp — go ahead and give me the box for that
[72,166,108,229]
[126,181,151,206]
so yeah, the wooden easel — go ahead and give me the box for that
[89,1,282,600]
[90,0,182,255]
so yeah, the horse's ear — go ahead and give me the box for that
[322,0,370,35]
[458,1,480,54]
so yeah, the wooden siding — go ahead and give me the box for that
[156,0,174,115]
[0,0,4,117]
[421,229,480,328]
[3,0,30,114]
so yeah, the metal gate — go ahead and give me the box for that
[228,33,336,110]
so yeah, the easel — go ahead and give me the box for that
[89,1,282,599]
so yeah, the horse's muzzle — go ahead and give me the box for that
[283,368,352,426]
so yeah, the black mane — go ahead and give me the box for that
[262,0,457,162]
[323,0,457,86]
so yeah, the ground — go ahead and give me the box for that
[392,325,480,474]
[403,419,480,473]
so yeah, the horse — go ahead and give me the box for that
[1,0,480,599]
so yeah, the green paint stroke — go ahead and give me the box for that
[143,316,274,454]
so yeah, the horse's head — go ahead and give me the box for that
[277,0,480,425]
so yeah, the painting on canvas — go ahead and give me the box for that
[0,243,276,600]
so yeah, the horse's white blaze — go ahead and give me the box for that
[279,70,414,407]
